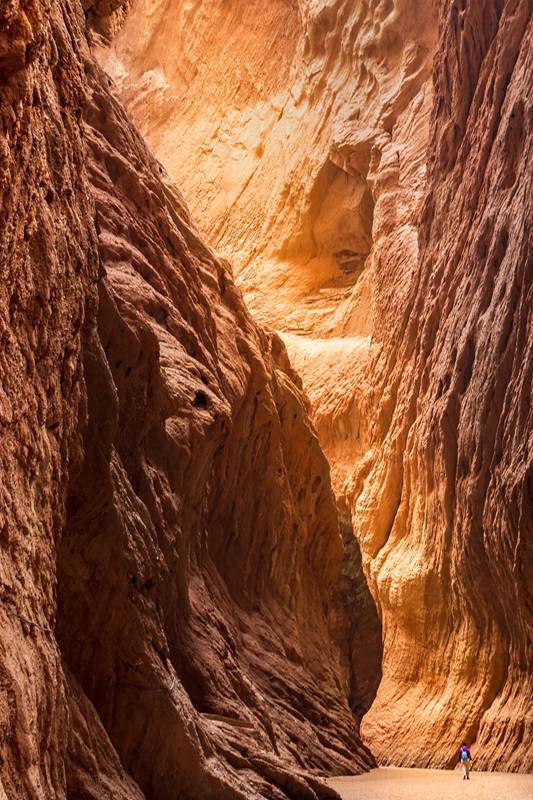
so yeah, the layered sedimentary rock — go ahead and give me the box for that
[97,0,436,339]
[0,3,128,798]
[0,2,375,798]
[95,0,437,549]
[358,0,533,771]
[98,0,434,732]
[101,0,533,772]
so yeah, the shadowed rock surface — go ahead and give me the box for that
[0,1,374,798]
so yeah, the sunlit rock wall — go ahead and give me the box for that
[100,0,533,772]
[358,0,533,770]
[97,0,437,725]
[96,0,437,341]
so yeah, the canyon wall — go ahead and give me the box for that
[97,0,438,537]
[0,2,375,798]
[98,0,436,724]
[101,0,533,772]
[358,0,533,770]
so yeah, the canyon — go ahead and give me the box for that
[99,0,533,774]
[0,1,531,799]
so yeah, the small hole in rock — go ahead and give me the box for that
[193,391,209,409]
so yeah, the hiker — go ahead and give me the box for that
[459,742,473,779]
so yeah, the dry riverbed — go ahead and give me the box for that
[327,767,533,799]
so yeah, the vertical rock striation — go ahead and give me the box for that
[97,0,437,726]
[99,0,533,772]
[1,0,531,788]
[97,0,437,344]
[1,1,375,797]
[59,56,375,799]
[0,3,139,797]
[358,0,533,770]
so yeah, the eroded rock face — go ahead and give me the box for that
[97,0,437,341]
[98,0,435,741]
[358,0,533,771]
[0,3,138,798]
[94,0,438,540]
[99,0,532,773]
[0,1,375,798]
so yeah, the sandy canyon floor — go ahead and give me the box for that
[328,767,533,800]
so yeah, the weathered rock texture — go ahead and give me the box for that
[0,1,375,798]
[97,0,436,339]
[100,0,533,773]
[98,0,434,740]
[358,0,533,771]
[95,0,437,553]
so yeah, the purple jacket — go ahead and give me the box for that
[459,746,472,761]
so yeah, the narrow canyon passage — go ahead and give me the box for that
[96,0,533,773]
[0,0,531,799]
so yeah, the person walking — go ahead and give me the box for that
[459,742,473,779]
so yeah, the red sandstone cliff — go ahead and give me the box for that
[1,0,531,792]
[0,2,374,798]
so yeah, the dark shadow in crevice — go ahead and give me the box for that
[333,505,383,720]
